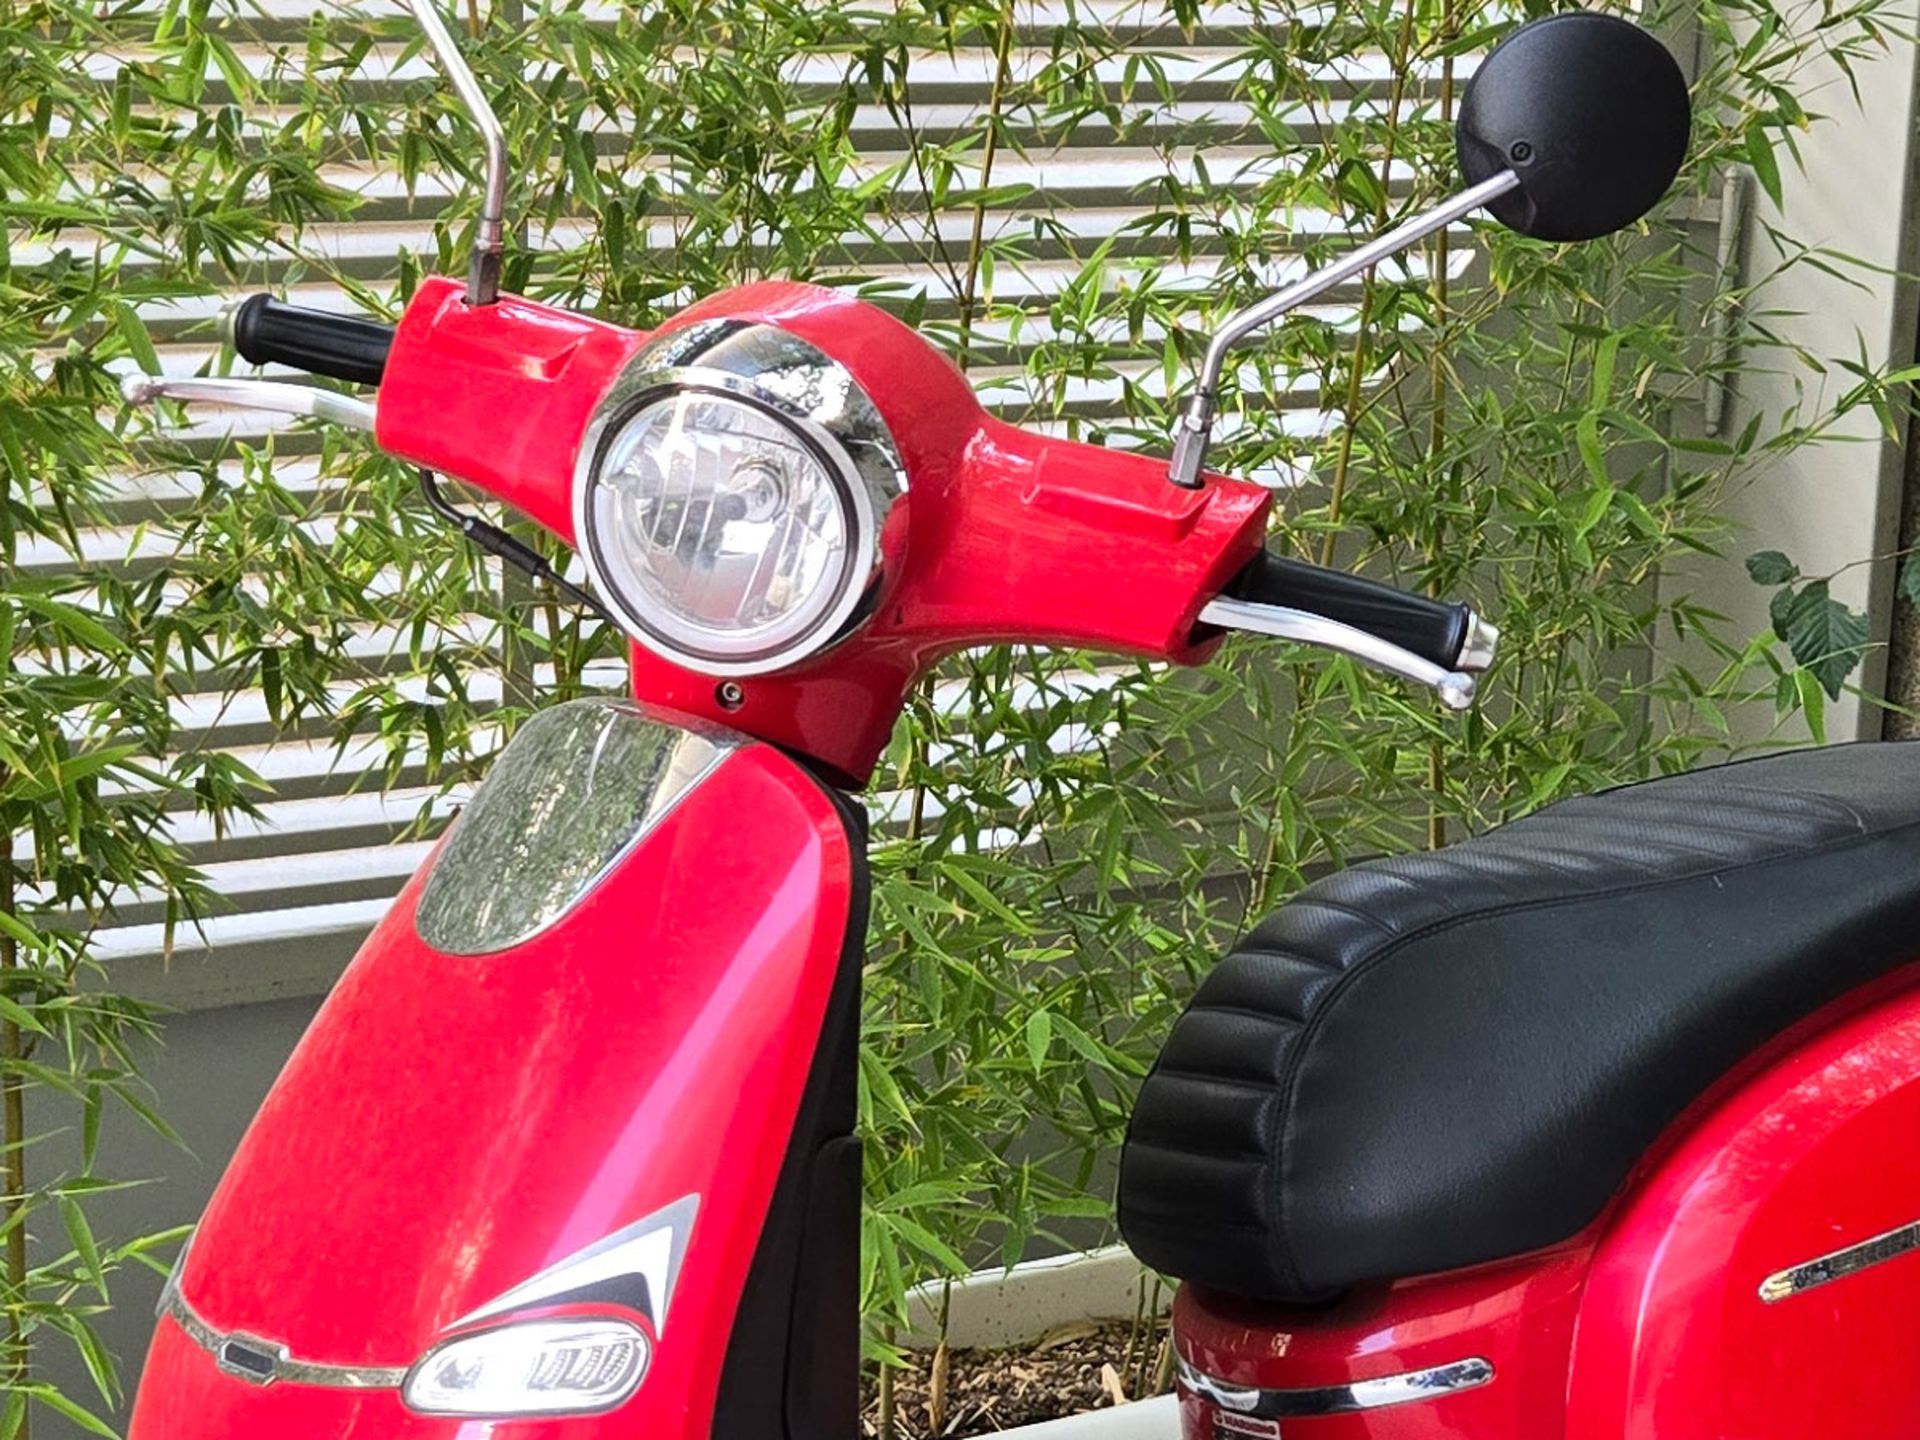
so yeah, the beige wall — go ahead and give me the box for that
[1659,11,1920,742]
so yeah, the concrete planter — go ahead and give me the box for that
[899,1246,1179,1440]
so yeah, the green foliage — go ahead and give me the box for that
[4,0,1910,1423]
[0,2,346,1430]
[1766,577,1871,702]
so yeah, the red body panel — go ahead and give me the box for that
[1173,973,1920,1440]
[1568,969,1920,1439]
[1174,1250,1590,1440]
[375,276,648,540]
[128,739,856,1439]
[375,281,1271,784]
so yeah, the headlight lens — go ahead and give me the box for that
[579,388,872,675]
[402,1318,650,1418]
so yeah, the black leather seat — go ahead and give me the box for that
[1118,742,1920,1304]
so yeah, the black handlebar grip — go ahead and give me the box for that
[225,294,394,387]
[1226,552,1473,670]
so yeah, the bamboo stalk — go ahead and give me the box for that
[1318,0,1422,567]
[2,821,26,1440]
[956,0,1017,372]
[1428,4,1460,854]
[877,1326,897,1440]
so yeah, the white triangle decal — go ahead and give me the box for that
[453,1194,699,1335]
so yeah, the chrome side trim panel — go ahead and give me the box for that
[160,1287,406,1390]
[1760,1216,1920,1303]
[415,700,737,955]
[1176,1355,1495,1417]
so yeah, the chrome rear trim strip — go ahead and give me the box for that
[162,1286,406,1390]
[1760,1216,1920,1303]
[1177,1354,1494,1418]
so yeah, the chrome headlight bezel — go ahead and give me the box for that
[572,319,907,678]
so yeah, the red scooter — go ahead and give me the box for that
[119,6,1920,1438]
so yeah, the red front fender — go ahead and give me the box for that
[130,701,864,1439]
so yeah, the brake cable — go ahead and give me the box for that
[417,469,614,624]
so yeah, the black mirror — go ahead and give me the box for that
[1456,12,1691,243]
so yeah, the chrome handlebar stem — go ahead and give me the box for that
[400,0,508,307]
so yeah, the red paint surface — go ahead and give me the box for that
[1174,1249,1588,1440]
[1568,973,1920,1440]
[1172,974,1920,1439]
[127,740,856,1439]
[376,280,1271,784]
[375,276,648,540]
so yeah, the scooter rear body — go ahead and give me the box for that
[1169,971,1920,1440]
[128,700,867,1439]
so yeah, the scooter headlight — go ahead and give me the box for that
[574,320,906,677]
[402,1317,650,1418]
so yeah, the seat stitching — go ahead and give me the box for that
[1672,781,1868,832]
[1298,813,1879,928]
[1556,744,1914,805]
[1274,896,1400,931]
[1182,1003,1305,1028]
[1574,806,1858,840]
[1262,813,1920,1297]
[1147,1066,1287,1093]
[1229,944,1348,977]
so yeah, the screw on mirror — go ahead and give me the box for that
[1166,172,1520,488]
[418,471,612,623]
[400,0,508,306]
[1454,12,1690,244]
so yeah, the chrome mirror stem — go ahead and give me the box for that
[1168,171,1522,488]
[401,0,508,307]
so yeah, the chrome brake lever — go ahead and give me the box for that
[121,376,376,433]
[1198,596,1483,712]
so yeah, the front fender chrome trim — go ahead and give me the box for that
[1760,1215,1920,1303]
[1176,1354,1494,1417]
[161,1287,406,1390]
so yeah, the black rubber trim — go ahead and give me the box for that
[1226,552,1470,670]
[711,782,869,1440]
[229,294,393,387]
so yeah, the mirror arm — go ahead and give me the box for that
[403,0,509,307]
[1167,169,1522,488]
